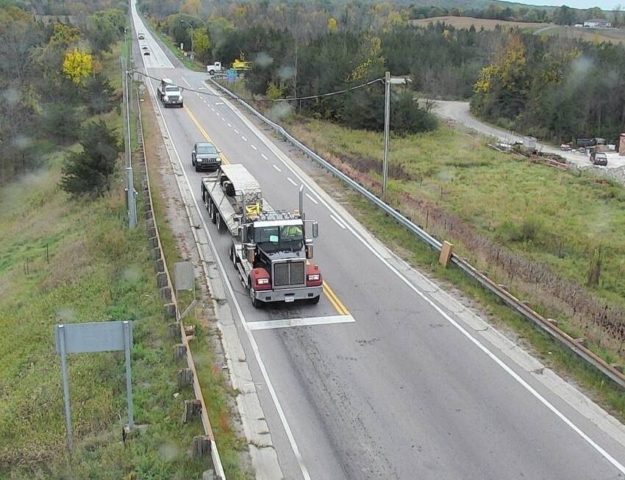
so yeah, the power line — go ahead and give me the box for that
[131,69,385,103]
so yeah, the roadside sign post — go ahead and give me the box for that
[55,321,134,451]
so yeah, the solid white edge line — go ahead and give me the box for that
[208,82,625,475]
[249,315,355,331]
[306,193,318,205]
[330,214,346,229]
[149,83,311,479]
[287,177,298,186]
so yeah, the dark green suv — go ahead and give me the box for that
[191,142,222,172]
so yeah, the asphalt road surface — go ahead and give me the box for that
[131,8,625,479]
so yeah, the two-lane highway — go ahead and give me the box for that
[132,10,625,479]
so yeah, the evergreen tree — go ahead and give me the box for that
[60,120,121,197]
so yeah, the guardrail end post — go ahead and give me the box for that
[575,337,588,348]
[439,241,453,268]
[547,318,559,327]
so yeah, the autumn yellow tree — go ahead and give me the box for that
[327,17,338,33]
[63,49,93,84]
[473,33,529,120]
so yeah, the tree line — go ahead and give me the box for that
[135,0,625,143]
[0,2,123,185]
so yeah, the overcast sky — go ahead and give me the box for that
[520,0,620,10]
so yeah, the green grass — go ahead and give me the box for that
[288,119,625,305]
[0,163,207,478]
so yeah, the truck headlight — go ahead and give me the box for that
[257,278,270,285]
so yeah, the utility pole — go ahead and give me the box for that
[181,20,194,61]
[382,71,391,200]
[382,72,412,201]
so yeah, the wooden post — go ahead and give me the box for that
[184,400,202,423]
[192,435,211,457]
[439,241,453,268]
[173,344,187,361]
[178,368,194,387]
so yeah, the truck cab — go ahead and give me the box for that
[157,78,183,108]
[206,62,223,75]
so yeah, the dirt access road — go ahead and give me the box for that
[432,100,625,170]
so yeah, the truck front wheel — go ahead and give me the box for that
[249,280,263,309]
[308,295,321,305]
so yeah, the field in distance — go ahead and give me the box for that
[410,16,625,44]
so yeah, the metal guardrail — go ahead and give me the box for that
[209,79,625,391]
[135,82,226,478]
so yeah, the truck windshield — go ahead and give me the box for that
[254,225,303,252]
[165,86,179,92]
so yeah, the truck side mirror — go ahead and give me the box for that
[312,221,319,238]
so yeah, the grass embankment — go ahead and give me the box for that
[0,159,206,478]
[282,117,625,417]
[139,94,251,479]
[0,40,248,479]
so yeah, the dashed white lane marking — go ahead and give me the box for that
[261,153,268,160]
[242,136,248,142]
[331,215,347,229]
[272,164,282,172]
[251,145,258,151]
[234,129,240,134]
[227,123,232,127]
[248,315,355,331]
[306,193,318,205]
[287,177,297,186]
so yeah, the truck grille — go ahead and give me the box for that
[273,261,305,288]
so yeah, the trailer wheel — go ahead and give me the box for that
[216,212,223,233]
[230,244,237,264]
[203,193,209,211]
[209,200,216,224]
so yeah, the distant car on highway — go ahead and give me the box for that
[138,32,145,40]
[192,142,221,172]
[143,50,150,56]
[141,45,148,50]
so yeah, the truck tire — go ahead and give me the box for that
[216,212,224,233]
[209,69,215,75]
[308,295,321,305]
[209,200,216,224]
[230,244,237,264]
[249,279,263,309]
[203,193,209,211]
[195,164,200,172]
